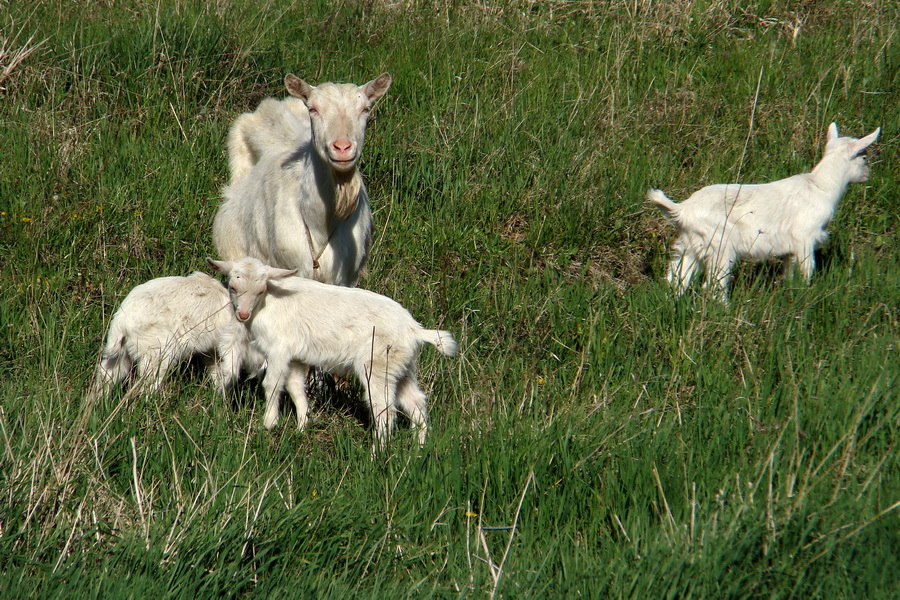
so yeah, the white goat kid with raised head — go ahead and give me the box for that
[88,271,260,401]
[649,122,879,300]
[207,257,458,449]
[213,73,392,287]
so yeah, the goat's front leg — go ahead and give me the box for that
[262,367,286,430]
[283,363,311,431]
[137,350,173,393]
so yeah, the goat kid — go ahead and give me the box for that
[207,257,457,449]
[649,122,879,300]
[88,271,261,401]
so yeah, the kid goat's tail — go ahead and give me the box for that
[647,188,682,225]
[420,329,458,357]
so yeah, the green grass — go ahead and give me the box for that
[1,1,897,597]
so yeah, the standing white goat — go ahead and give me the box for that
[213,73,392,287]
[87,271,260,401]
[649,122,879,300]
[207,257,458,449]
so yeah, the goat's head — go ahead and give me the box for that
[206,257,297,323]
[824,122,880,184]
[285,73,391,174]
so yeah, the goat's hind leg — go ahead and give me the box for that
[795,245,816,283]
[395,374,429,447]
[211,338,247,399]
[364,375,399,451]
[88,347,133,400]
[667,245,700,296]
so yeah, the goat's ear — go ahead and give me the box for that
[827,122,839,143]
[850,127,880,156]
[285,73,314,102]
[266,267,298,281]
[206,257,232,274]
[362,73,391,102]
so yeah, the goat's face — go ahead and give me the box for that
[824,122,880,184]
[226,269,269,323]
[286,73,391,173]
[206,257,297,323]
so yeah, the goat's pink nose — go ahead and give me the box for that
[332,139,352,156]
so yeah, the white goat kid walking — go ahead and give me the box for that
[207,257,458,449]
[649,122,879,300]
[213,73,392,287]
[88,271,259,401]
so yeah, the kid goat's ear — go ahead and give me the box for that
[850,127,881,156]
[206,257,232,274]
[266,266,298,280]
[827,122,839,143]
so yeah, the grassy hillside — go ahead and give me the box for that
[1,1,897,597]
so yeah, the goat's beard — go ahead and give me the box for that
[333,170,362,219]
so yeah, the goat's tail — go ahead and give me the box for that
[420,329,458,357]
[647,188,682,225]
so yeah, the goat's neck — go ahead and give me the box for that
[807,154,851,208]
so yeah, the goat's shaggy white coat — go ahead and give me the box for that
[213,73,391,287]
[88,271,259,400]
[649,122,879,300]
[208,257,457,448]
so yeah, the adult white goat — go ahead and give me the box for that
[207,257,458,449]
[87,271,261,401]
[649,122,879,300]
[213,73,392,287]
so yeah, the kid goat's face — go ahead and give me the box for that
[825,123,880,184]
[206,257,298,323]
[206,258,267,323]
[227,274,267,323]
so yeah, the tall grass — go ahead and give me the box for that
[1,1,897,597]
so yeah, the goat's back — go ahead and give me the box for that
[249,277,428,370]
[113,273,233,351]
[227,97,311,187]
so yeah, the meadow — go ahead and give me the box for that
[1,0,897,597]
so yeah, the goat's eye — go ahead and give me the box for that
[308,106,319,116]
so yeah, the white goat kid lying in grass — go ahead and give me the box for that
[649,122,879,300]
[213,73,391,287]
[88,270,260,401]
[207,257,458,449]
